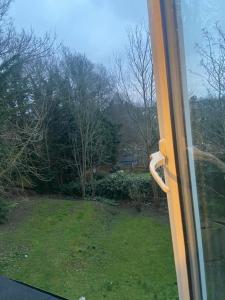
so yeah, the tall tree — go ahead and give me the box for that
[115,26,160,207]
[0,0,54,194]
[116,26,158,164]
[61,51,114,197]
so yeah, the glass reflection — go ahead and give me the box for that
[180,1,225,299]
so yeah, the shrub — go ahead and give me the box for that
[0,199,10,224]
[128,182,149,211]
[59,172,165,208]
[59,181,82,196]
[95,172,153,202]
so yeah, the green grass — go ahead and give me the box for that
[0,197,178,300]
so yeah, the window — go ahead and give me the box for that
[148,1,225,299]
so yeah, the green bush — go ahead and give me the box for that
[0,199,10,224]
[59,172,165,208]
[59,181,82,196]
[60,180,93,197]
[95,172,153,202]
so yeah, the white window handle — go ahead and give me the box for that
[149,151,170,193]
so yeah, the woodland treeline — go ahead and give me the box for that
[0,0,159,200]
[0,0,225,207]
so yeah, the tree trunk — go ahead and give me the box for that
[80,175,86,199]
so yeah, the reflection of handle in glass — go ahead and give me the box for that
[149,151,169,193]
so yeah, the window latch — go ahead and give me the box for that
[149,144,169,193]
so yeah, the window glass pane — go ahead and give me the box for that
[0,1,177,299]
[180,1,225,298]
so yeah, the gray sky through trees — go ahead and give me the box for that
[181,0,225,97]
[9,0,225,98]
[9,0,148,66]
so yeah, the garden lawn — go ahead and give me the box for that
[0,197,178,300]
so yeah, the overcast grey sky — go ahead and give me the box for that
[9,0,148,66]
[9,0,225,97]
[181,0,225,97]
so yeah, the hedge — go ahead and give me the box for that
[95,172,152,202]
[59,172,165,206]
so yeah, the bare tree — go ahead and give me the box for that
[62,51,113,198]
[196,24,225,155]
[0,0,55,194]
[115,26,160,207]
[116,26,158,162]
[0,103,47,194]
[197,24,225,100]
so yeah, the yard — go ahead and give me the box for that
[0,197,178,300]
